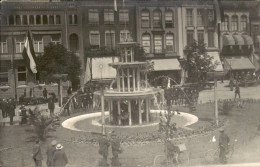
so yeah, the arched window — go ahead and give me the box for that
[9,15,14,25]
[43,15,48,24]
[153,10,162,28]
[22,15,28,25]
[29,15,34,25]
[231,15,238,31]
[15,15,21,25]
[223,15,229,31]
[49,15,54,24]
[69,34,79,52]
[141,10,150,28]
[56,15,61,24]
[36,15,41,24]
[166,33,174,52]
[241,15,247,31]
[142,34,150,53]
[165,10,174,28]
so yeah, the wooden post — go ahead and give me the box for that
[133,69,136,92]
[214,77,218,126]
[128,100,132,126]
[139,99,142,125]
[117,101,121,125]
[60,79,63,107]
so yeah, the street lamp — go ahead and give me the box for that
[98,64,105,134]
[52,74,68,107]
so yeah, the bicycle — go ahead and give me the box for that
[204,140,236,164]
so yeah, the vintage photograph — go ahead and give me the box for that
[0,0,260,166]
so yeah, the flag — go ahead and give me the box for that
[114,0,117,12]
[214,0,224,24]
[22,31,37,74]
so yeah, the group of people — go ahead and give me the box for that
[0,98,16,125]
[32,139,68,167]
[98,133,122,166]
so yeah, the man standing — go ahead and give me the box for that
[8,98,15,125]
[98,134,110,166]
[219,129,230,164]
[235,84,240,99]
[48,95,55,117]
[46,140,57,167]
[1,99,7,118]
[111,133,122,166]
[32,139,43,167]
[53,144,68,167]
[43,88,48,100]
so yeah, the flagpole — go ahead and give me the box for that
[11,32,18,101]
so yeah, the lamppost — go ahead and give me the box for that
[53,74,68,107]
[98,64,105,134]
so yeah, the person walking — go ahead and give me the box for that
[32,139,43,167]
[235,84,240,99]
[46,140,57,167]
[98,134,110,166]
[110,133,122,166]
[53,144,68,167]
[43,88,48,100]
[48,95,55,117]
[20,105,27,124]
[219,129,230,164]
[8,98,15,125]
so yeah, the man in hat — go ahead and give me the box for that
[98,134,110,166]
[219,129,230,164]
[43,88,48,100]
[235,84,240,99]
[32,139,43,167]
[46,140,57,167]
[111,133,122,166]
[53,144,68,167]
[8,98,16,125]
[48,94,55,117]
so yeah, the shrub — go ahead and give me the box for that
[220,101,235,115]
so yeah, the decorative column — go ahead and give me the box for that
[133,69,136,92]
[130,48,133,62]
[125,48,128,63]
[146,98,149,122]
[117,70,121,92]
[137,68,140,91]
[109,100,113,123]
[122,69,125,92]
[128,100,132,126]
[138,99,142,125]
[117,101,121,125]
[145,73,148,88]
[127,68,130,92]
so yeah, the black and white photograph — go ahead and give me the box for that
[0,0,260,166]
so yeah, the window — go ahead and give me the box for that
[9,15,14,25]
[15,35,25,53]
[119,9,129,24]
[18,66,27,83]
[33,35,43,53]
[141,10,150,28]
[43,15,48,24]
[69,14,78,25]
[51,34,61,45]
[166,34,174,52]
[154,35,162,54]
[165,10,174,28]
[198,30,204,43]
[187,30,194,46]
[69,34,79,52]
[104,9,114,25]
[208,30,214,47]
[142,34,150,54]
[105,31,115,50]
[16,15,21,25]
[89,31,100,49]
[56,15,61,24]
[0,36,8,54]
[231,15,238,31]
[197,9,203,26]
[88,9,99,24]
[36,15,41,24]
[186,9,193,26]
[241,15,247,31]
[208,9,214,27]
[0,64,8,85]
[120,30,131,42]
[153,10,162,28]
[29,15,34,25]
[22,15,28,25]
[223,15,229,31]
[49,15,54,24]
[1,15,7,25]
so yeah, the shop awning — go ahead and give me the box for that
[242,35,254,45]
[224,56,255,70]
[223,35,235,46]
[233,35,244,45]
[91,57,118,80]
[152,58,181,71]
[207,52,224,72]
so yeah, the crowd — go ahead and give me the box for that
[0,98,16,125]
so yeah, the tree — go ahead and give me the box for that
[37,43,81,90]
[182,40,219,86]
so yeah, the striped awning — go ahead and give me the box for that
[242,35,254,45]
[223,35,235,46]
[232,35,244,45]
[207,52,224,72]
